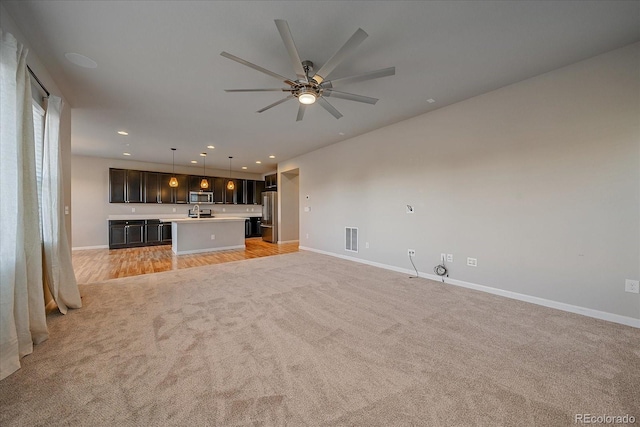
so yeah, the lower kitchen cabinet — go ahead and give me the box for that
[109,219,172,249]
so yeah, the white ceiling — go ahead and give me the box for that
[3,1,639,174]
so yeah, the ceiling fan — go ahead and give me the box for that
[221,19,395,121]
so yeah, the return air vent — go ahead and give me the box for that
[345,227,358,253]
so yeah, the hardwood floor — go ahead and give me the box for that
[72,238,299,284]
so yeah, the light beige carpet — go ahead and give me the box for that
[1,251,638,426]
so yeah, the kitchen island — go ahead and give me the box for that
[164,217,246,255]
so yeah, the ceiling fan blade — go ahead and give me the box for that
[317,97,343,119]
[225,88,291,92]
[312,28,368,83]
[321,67,395,88]
[323,90,378,105]
[257,95,294,113]
[221,51,296,86]
[296,104,306,122]
[275,19,308,82]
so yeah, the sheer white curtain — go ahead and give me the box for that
[42,96,82,313]
[0,29,48,380]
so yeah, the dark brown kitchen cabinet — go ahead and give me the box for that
[225,179,243,204]
[143,172,160,203]
[161,223,172,243]
[245,180,255,205]
[255,180,266,204]
[174,174,189,203]
[156,173,189,204]
[111,167,261,205]
[109,168,142,203]
[213,178,226,203]
[109,220,145,249]
[265,173,277,190]
[189,175,212,192]
[109,219,171,249]
[159,173,174,203]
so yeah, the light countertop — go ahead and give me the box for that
[163,217,246,223]
[108,213,261,221]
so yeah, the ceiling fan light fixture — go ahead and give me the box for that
[298,92,316,105]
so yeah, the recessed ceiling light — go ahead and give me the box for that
[427,98,436,103]
[123,152,131,156]
[117,131,128,136]
[199,153,207,157]
[191,160,197,164]
[64,52,98,69]
[242,166,247,170]
[269,155,275,159]
[207,145,215,149]
[338,132,345,136]
[255,161,262,164]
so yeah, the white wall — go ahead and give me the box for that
[279,43,640,323]
[71,155,263,248]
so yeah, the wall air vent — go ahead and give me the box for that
[345,227,358,253]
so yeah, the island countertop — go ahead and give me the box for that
[162,217,246,223]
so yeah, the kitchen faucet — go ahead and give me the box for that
[193,204,200,219]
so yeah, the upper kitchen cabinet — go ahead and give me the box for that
[110,167,261,204]
[213,178,225,204]
[143,172,160,203]
[225,179,241,204]
[265,173,277,190]
[157,172,188,204]
[189,175,213,192]
[109,168,143,203]
[255,180,266,204]
[245,180,255,205]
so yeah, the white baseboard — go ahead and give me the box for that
[278,240,299,244]
[298,246,640,329]
[72,245,109,251]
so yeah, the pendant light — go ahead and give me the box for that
[169,148,178,188]
[200,153,209,189]
[226,156,235,190]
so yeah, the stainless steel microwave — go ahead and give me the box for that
[189,191,214,204]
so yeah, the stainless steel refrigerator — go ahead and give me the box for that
[261,191,278,243]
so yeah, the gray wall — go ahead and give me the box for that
[71,155,263,248]
[279,43,640,321]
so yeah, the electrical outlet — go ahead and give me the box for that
[441,253,446,262]
[365,242,369,249]
[131,207,135,213]
[306,233,309,239]
[210,234,215,240]
[625,279,639,294]
[467,257,477,267]
[172,208,176,213]
[408,249,416,257]
[447,254,453,263]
